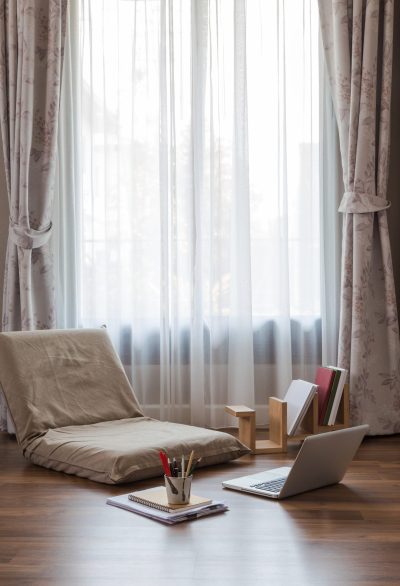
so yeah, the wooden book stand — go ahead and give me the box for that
[225,384,350,454]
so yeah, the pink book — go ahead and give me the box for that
[314,367,336,425]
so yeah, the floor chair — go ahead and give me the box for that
[0,329,248,484]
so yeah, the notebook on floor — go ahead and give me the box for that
[222,425,369,499]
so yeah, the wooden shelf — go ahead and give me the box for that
[226,384,350,454]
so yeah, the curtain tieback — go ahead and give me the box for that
[9,221,53,249]
[339,191,391,213]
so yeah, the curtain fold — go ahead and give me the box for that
[318,0,400,434]
[0,0,67,431]
[0,0,67,331]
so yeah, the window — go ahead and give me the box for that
[57,0,338,427]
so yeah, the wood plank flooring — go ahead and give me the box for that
[1,431,400,585]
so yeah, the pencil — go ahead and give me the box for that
[186,450,194,477]
[189,456,202,476]
[159,451,171,476]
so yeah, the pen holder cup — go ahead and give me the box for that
[164,475,193,505]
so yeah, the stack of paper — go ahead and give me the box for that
[107,488,228,524]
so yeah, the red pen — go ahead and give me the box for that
[159,451,171,476]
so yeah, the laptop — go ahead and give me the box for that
[222,424,369,499]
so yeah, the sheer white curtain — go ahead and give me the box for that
[55,0,339,429]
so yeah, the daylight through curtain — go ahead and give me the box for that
[56,0,337,429]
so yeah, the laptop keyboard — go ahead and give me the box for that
[250,477,286,493]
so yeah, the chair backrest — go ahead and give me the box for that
[0,328,143,446]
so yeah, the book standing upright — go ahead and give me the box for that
[281,380,318,436]
[315,366,337,425]
[325,367,348,425]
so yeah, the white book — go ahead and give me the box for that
[106,492,228,525]
[284,379,318,436]
[326,366,348,425]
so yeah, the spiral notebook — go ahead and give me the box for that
[128,486,212,513]
[107,492,228,524]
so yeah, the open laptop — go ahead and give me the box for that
[222,424,369,499]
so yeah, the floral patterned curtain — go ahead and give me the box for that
[0,0,67,431]
[0,0,67,331]
[318,0,400,434]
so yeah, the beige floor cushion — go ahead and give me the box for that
[25,417,247,484]
[0,329,249,483]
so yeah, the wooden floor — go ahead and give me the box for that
[1,432,400,586]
